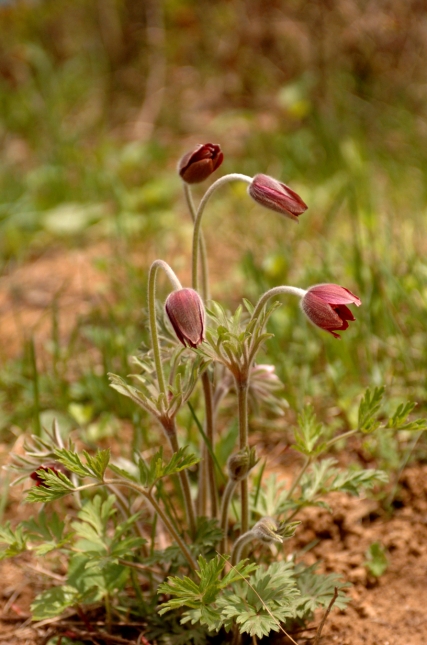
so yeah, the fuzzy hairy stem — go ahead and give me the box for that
[161,416,197,538]
[183,182,210,300]
[201,371,218,519]
[148,260,182,396]
[231,529,256,565]
[250,285,307,327]
[285,455,311,502]
[220,478,237,553]
[197,452,208,517]
[106,483,149,558]
[191,173,252,293]
[235,375,249,535]
[324,428,358,450]
[105,478,197,569]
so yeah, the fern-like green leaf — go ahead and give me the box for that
[26,469,75,503]
[358,386,385,433]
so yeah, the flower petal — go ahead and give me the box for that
[178,143,223,184]
[307,284,361,306]
[248,174,308,221]
[165,288,205,348]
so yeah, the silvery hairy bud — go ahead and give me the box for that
[252,516,283,544]
[165,288,205,348]
[227,447,258,482]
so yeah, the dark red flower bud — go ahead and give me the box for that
[178,143,224,184]
[30,463,66,487]
[301,284,361,338]
[165,288,205,348]
[248,173,308,221]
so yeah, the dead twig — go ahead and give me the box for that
[313,587,338,645]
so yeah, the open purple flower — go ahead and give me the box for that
[301,284,361,338]
[165,288,205,348]
[178,143,224,184]
[248,174,308,221]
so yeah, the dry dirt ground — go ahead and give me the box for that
[1,250,427,645]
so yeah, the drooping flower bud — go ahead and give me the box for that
[178,143,224,184]
[248,173,308,221]
[301,283,361,338]
[252,517,283,544]
[227,447,258,482]
[165,288,205,348]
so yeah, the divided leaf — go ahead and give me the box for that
[293,406,327,456]
[387,402,427,432]
[137,446,199,489]
[358,386,385,433]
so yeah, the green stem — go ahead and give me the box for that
[323,428,359,450]
[162,416,197,538]
[220,478,237,553]
[148,260,182,397]
[287,429,366,510]
[197,452,208,517]
[105,477,197,569]
[201,371,217,519]
[147,490,197,569]
[285,455,311,502]
[236,376,249,535]
[192,173,253,292]
[183,182,210,300]
[106,483,149,558]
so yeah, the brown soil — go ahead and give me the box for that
[293,464,427,645]
[0,244,108,361]
[1,249,427,645]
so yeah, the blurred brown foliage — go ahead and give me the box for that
[1,0,427,143]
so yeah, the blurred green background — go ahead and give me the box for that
[0,0,426,462]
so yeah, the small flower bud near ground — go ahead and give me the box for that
[301,283,361,338]
[165,288,205,348]
[178,143,224,184]
[30,463,68,487]
[227,447,258,482]
[252,517,283,544]
[248,173,308,221]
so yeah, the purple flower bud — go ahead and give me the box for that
[178,143,224,184]
[165,288,205,348]
[30,463,68,487]
[248,173,308,221]
[301,283,362,338]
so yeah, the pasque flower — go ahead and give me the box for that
[165,288,205,348]
[30,463,69,487]
[178,143,224,184]
[248,173,308,221]
[301,284,361,338]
